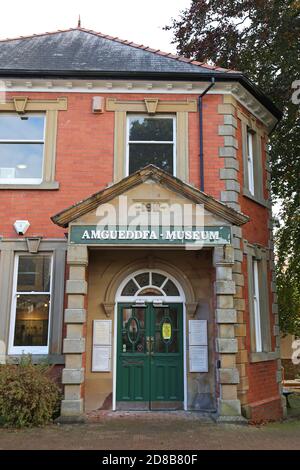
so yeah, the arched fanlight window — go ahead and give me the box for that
[120,271,180,297]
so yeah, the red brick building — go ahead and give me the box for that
[0,27,284,422]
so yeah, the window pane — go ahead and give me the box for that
[0,115,45,140]
[17,255,51,292]
[129,143,173,174]
[135,272,149,287]
[129,117,173,141]
[137,287,162,296]
[152,273,166,287]
[163,280,179,296]
[0,143,44,180]
[122,307,146,354]
[121,279,139,296]
[14,294,50,347]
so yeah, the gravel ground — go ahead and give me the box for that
[0,410,300,450]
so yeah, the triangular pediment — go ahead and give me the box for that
[52,165,249,228]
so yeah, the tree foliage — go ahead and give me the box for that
[166,0,300,334]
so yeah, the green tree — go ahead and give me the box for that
[166,0,300,334]
[276,202,300,336]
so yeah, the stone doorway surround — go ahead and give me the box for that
[60,242,244,422]
[51,165,249,421]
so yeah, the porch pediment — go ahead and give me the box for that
[52,165,249,229]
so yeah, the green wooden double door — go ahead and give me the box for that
[116,303,184,410]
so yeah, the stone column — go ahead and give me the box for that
[214,245,244,421]
[218,95,241,213]
[60,245,88,421]
[232,226,249,410]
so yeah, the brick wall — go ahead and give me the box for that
[235,105,282,420]
[1,89,282,419]
[1,92,226,238]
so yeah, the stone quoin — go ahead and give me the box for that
[0,26,284,422]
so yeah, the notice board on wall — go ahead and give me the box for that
[92,320,112,372]
[189,320,208,373]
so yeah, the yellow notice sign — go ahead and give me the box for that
[162,322,172,340]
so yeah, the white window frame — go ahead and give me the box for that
[8,253,53,355]
[253,259,262,353]
[247,128,255,195]
[0,112,46,185]
[126,114,176,177]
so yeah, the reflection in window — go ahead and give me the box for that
[10,254,52,353]
[17,255,51,292]
[122,308,145,354]
[14,295,50,347]
[0,114,45,184]
[128,116,175,175]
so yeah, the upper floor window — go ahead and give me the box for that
[127,115,176,175]
[9,254,53,355]
[0,114,45,184]
[245,243,272,359]
[246,128,255,196]
[252,259,262,352]
[241,119,266,205]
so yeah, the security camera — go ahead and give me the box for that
[13,220,30,236]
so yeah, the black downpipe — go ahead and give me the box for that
[199,78,215,191]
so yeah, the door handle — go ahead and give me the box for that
[146,337,155,355]
[146,337,151,355]
[150,336,154,355]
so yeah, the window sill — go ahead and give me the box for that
[7,354,65,365]
[243,188,269,208]
[250,351,279,363]
[0,181,59,190]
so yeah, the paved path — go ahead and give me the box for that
[0,412,300,450]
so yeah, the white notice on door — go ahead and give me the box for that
[92,346,111,372]
[189,346,208,372]
[189,320,207,346]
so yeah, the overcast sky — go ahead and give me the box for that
[0,0,191,53]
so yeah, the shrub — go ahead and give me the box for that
[0,355,61,427]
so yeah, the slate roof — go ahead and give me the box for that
[0,27,282,119]
[0,28,235,75]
